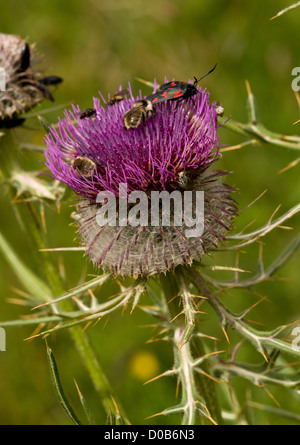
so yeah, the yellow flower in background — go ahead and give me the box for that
[128,350,160,381]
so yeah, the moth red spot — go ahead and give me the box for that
[152,97,158,103]
[173,90,183,98]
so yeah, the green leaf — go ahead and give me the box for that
[46,343,82,425]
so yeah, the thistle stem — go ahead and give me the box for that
[159,270,222,425]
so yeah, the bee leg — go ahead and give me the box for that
[19,42,30,71]
[36,83,54,101]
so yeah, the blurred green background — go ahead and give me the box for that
[0,0,299,425]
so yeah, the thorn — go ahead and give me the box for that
[220,140,256,153]
[24,331,44,341]
[263,387,280,407]
[222,326,230,349]
[281,360,300,369]
[200,404,218,425]
[32,300,53,310]
[137,322,161,330]
[91,317,102,328]
[264,352,277,366]
[197,368,222,384]
[135,77,156,88]
[277,225,293,230]
[243,296,268,317]
[245,79,252,96]
[146,337,168,344]
[245,79,257,125]
[269,204,281,223]
[40,204,47,233]
[29,322,46,339]
[245,319,265,327]
[283,319,300,329]
[170,310,184,323]
[110,394,124,421]
[193,295,208,300]
[146,329,169,343]
[175,376,180,400]
[143,369,176,385]
[73,378,79,389]
[87,288,96,300]
[260,350,269,363]
[167,294,179,304]
[193,310,207,315]
[195,333,220,342]
[102,314,110,330]
[145,411,165,420]
[6,298,29,306]
[121,303,127,316]
[277,157,300,174]
[220,143,246,152]
[81,320,93,333]
[9,287,31,298]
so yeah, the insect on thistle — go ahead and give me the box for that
[146,63,217,106]
[75,108,97,119]
[107,88,129,106]
[71,156,96,177]
[215,102,224,117]
[123,99,154,130]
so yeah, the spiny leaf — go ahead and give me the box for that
[34,273,110,308]
[46,343,82,425]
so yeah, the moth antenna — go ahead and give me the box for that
[194,63,217,85]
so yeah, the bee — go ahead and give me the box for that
[71,156,96,177]
[215,102,224,117]
[178,171,189,190]
[107,88,129,106]
[123,100,154,130]
[77,108,97,119]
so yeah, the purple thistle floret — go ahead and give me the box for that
[45,84,219,199]
[44,82,236,277]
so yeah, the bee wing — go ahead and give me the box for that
[124,106,142,119]
[123,105,143,129]
[116,88,129,97]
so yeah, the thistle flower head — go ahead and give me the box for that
[45,83,236,276]
[0,33,62,125]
